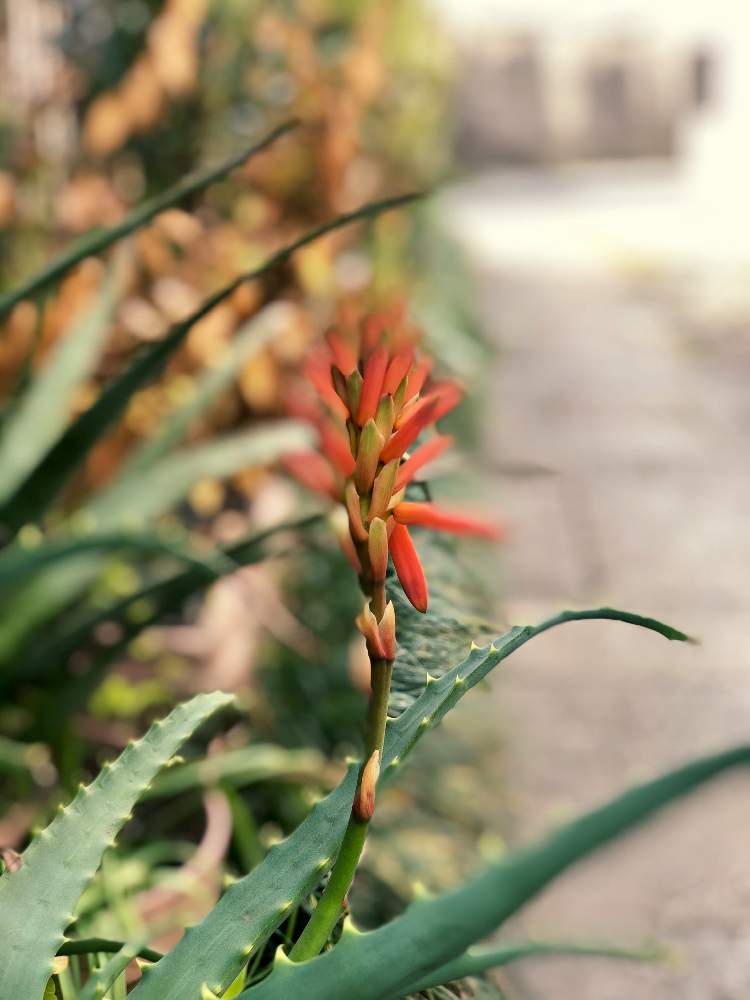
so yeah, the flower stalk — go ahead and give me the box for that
[284,307,502,962]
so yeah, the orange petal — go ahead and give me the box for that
[395,434,453,492]
[282,452,337,498]
[304,349,349,421]
[389,522,428,613]
[380,399,439,464]
[405,357,431,398]
[319,421,355,476]
[393,501,502,540]
[383,346,415,395]
[356,344,389,426]
[325,328,358,376]
[396,382,462,430]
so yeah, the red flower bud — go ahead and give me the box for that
[383,346,415,395]
[394,435,453,492]
[378,600,397,661]
[368,516,389,582]
[326,328,358,376]
[405,356,431,399]
[389,522,428,613]
[356,602,388,659]
[393,501,502,540]
[353,750,380,822]
[304,349,349,421]
[357,344,388,426]
[319,421,356,476]
[354,419,384,493]
[380,399,439,464]
[282,451,338,498]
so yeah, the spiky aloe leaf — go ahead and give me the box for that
[0,691,233,1000]
[131,607,688,1000]
[403,939,661,995]
[84,421,312,526]
[0,264,119,506]
[242,744,750,1000]
[0,191,422,531]
[0,121,297,318]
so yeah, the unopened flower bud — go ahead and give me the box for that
[345,480,368,542]
[374,394,395,440]
[355,602,387,659]
[378,600,397,661]
[369,459,398,521]
[368,517,389,582]
[353,750,380,822]
[331,508,362,574]
[354,419,384,493]
[346,370,363,416]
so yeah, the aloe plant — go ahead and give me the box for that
[0,117,741,1000]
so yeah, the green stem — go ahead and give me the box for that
[289,585,392,962]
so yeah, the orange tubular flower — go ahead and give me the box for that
[283,307,502,616]
[393,501,502,540]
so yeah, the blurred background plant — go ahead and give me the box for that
[0,3,503,995]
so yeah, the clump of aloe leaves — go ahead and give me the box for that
[0,123,747,1000]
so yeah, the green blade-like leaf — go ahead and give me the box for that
[404,939,661,995]
[0,690,232,1000]
[0,121,296,318]
[4,514,321,690]
[57,938,162,963]
[85,421,312,526]
[143,744,327,800]
[0,264,119,506]
[0,529,231,590]
[131,607,688,1000]
[77,937,152,1000]
[0,190,422,530]
[243,744,749,1000]
[118,307,281,478]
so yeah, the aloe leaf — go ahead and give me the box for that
[130,607,688,1000]
[77,937,152,1000]
[0,121,297,318]
[0,265,119,506]
[57,938,162,963]
[143,744,327,800]
[85,421,312,526]
[0,190,422,531]
[243,743,750,1000]
[404,939,661,995]
[118,308,281,478]
[0,690,233,1000]
[0,530,231,590]
[3,514,321,690]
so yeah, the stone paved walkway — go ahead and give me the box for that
[456,262,750,998]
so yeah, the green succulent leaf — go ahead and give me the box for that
[4,514,321,691]
[404,938,662,995]
[84,421,313,527]
[242,744,749,1000]
[0,191,422,531]
[0,691,233,1000]
[0,529,232,590]
[130,607,688,1000]
[0,121,297,318]
[0,264,120,507]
